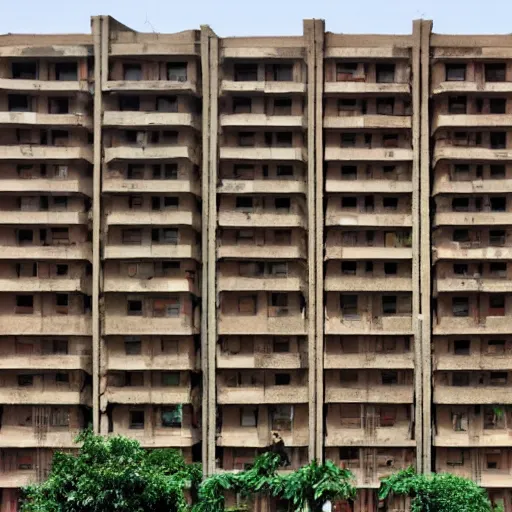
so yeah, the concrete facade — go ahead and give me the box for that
[0,15,511,512]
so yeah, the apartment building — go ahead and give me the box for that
[1,14,512,512]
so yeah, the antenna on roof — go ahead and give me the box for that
[144,13,157,33]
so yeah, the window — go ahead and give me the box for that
[490,372,508,385]
[124,337,142,355]
[269,262,288,277]
[271,405,293,430]
[453,372,470,387]
[490,262,507,277]
[271,293,288,308]
[233,96,252,113]
[274,98,292,115]
[127,300,143,316]
[156,96,178,112]
[340,404,361,428]
[446,64,466,81]
[448,96,467,114]
[490,230,506,246]
[277,165,294,178]
[379,406,397,427]
[341,165,357,179]
[341,197,357,208]
[275,198,290,211]
[490,197,506,212]
[341,295,358,317]
[267,64,293,81]
[446,449,464,466]
[342,261,357,275]
[452,197,469,212]
[129,410,145,429]
[484,406,506,429]
[451,410,468,432]
[341,133,356,147]
[234,63,258,81]
[125,372,144,387]
[8,94,30,112]
[17,229,33,244]
[161,228,179,245]
[489,295,505,316]
[238,295,257,315]
[274,230,291,244]
[452,297,469,317]
[12,61,37,79]
[119,95,140,111]
[239,262,263,277]
[486,452,502,470]
[454,340,470,355]
[163,197,179,209]
[382,370,398,385]
[236,229,254,243]
[383,197,398,210]
[56,293,69,313]
[51,407,70,427]
[490,98,507,114]
[240,407,258,427]
[376,63,395,83]
[384,262,397,275]
[382,134,399,148]
[490,165,506,179]
[122,229,142,244]
[164,61,188,81]
[236,197,253,211]
[453,164,470,181]
[162,372,180,387]
[53,339,68,355]
[275,132,292,147]
[238,132,255,147]
[274,373,291,386]
[18,374,34,387]
[273,337,290,353]
[491,132,506,149]
[340,370,358,384]
[382,296,397,315]
[16,295,34,314]
[452,229,470,243]
[488,339,506,355]
[161,405,182,428]
[338,98,358,112]
[17,455,34,470]
[336,62,359,81]
[485,63,506,82]
[56,372,69,383]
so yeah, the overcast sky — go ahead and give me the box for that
[0,0,511,36]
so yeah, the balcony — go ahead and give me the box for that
[0,428,79,448]
[434,212,512,227]
[217,427,308,448]
[436,277,512,294]
[105,210,200,229]
[104,315,198,336]
[434,428,512,448]
[0,277,88,293]
[325,147,413,162]
[433,245,512,262]
[0,354,90,371]
[324,115,411,130]
[324,276,412,292]
[0,243,92,261]
[0,387,89,405]
[325,316,413,336]
[434,316,512,335]
[104,80,198,94]
[218,211,305,229]
[103,276,198,295]
[0,470,37,488]
[325,211,412,228]
[104,243,200,261]
[0,211,87,225]
[103,177,200,195]
[435,353,512,372]
[107,353,195,371]
[434,385,512,405]
[220,147,306,162]
[217,385,308,404]
[433,178,512,195]
[218,179,306,195]
[325,246,412,261]
[218,315,307,336]
[217,275,303,292]
[325,179,412,194]
[104,146,199,165]
[325,426,415,448]
[106,386,191,404]
[0,315,91,336]
[220,114,304,129]
[325,385,413,403]
[0,145,93,162]
[432,81,512,95]
[221,80,306,95]
[116,428,200,448]
[218,244,306,260]
[217,350,304,369]
[0,178,92,195]
[102,112,199,129]
[324,352,414,370]
[433,147,512,166]
[324,82,410,95]
[0,78,89,93]
[0,112,91,128]
[432,114,512,132]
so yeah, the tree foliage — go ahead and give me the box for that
[20,430,201,512]
[379,466,494,512]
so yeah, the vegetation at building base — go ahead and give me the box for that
[19,433,500,512]
[379,466,499,512]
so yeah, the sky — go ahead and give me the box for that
[0,0,511,36]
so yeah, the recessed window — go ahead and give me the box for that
[123,63,142,81]
[124,337,142,355]
[490,197,507,212]
[167,63,187,82]
[55,62,77,81]
[384,262,397,275]
[490,132,506,149]
[341,166,357,179]
[452,297,469,317]
[488,339,506,355]
[234,63,258,81]
[273,337,290,353]
[18,374,34,387]
[452,229,470,243]
[341,295,358,317]
[342,261,357,275]
[8,94,30,112]
[161,406,182,428]
[238,132,255,147]
[267,63,293,82]
[12,61,37,79]
[156,96,178,112]
[127,300,143,316]
[485,63,506,82]
[454,340,470,355]
[452,197,469,212]
[383,197,398,210]
[490,372,508,385]
[341,133,356,148]
[448,96,467,114]
[56,372,69,383]
[453,372,470,387]
[119,95,140,111]
[162,371,180,387]
[273,98,292,115]
[129,410,145,429]
[336,62,358,81]
[490,98,507,114]
[341,196,357,208]
[274,373,291,386]
[490,230,506,246]
[490,165,506,179]
[453,263,468,276]
[376,63,395,83]
[52,339,68,355]
[235,196,253,211]
[446,64,466,81]
[489,295,505,316]
[376,97,395,115]
[381,370,398,385]
[490,262,507,277]
[382,296,397,316]
[277,165,294,178]
[233,97,252,114]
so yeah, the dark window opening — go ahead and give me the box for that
[490,98,507,114]
[129,411,145,429]
[490,132,506,149]
[446,64,466,81]
[490,197,507,212]
[274,373,291,386]
[376,63,395,83]
[448,96,467,114]
[453,263,468,276]
[119,95,140,111]
[342,261,357,275]
[234,63,258,81]
[452,297,469,317]
[384,262,397,275]
[55,62,77,81]
[453,372,470,386]
[454,340,470,355]
[12,61,37,79]
[382,295,397,315]
[233,97,252,114]
[485,63,506,82]
[167,62,187,82]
